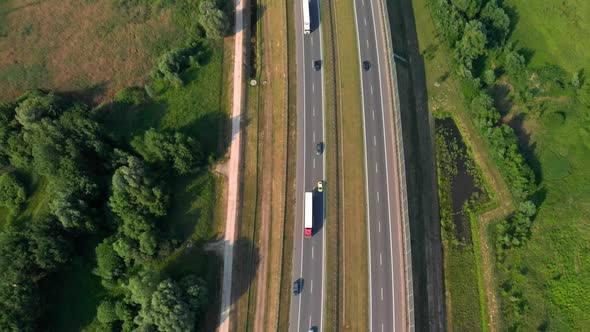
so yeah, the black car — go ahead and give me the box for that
[314,60,322,71]
[316,142,323,155]
[363,60,371,71]
[293,278,302,294]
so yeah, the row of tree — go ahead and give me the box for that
[426,0,537,252]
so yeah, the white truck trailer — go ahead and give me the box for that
[302,0,311,34]
[304,191,313,237]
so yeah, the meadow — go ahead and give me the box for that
[0,0,184,103]
[491,0,590,329]
[0,0,228,330]
[413,0,590,329]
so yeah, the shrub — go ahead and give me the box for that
[0,173,26,215]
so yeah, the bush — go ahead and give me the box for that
[114,87,148,106]
[132,128,203,174]
[97,300,119,324]
[0,173,26,215]
[198,1,229,40]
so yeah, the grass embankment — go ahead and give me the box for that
[263,0,289,328]
[411,0,515,329]
[318,0,339,329]
[490,1,590,329]
[434,115,490,331]
[232,15,262,331]
[0,0,185,103]
[414,0,590,330]
[233,0,291,330]
[277,0,298,328]
[332,0,369,330]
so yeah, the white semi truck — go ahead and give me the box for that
[303,0,311,34]
[304,191,313,237]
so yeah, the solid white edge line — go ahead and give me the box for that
[352,1,373,331]
[296,0,307,329]
[369,0,397,328]
[317,0,327,329]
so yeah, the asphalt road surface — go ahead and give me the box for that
[353,0,407,330]
[289,0,326,330]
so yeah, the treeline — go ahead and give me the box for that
[0,0,229,330]
[426,0,537,252]
[0,89,210,331]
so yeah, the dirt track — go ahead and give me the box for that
[219,0,246,329]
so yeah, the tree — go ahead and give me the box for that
[483,69,496,85]
[153,49,187,87]
[480,0,510,47]
[0,102,31,168]
[450,0,481,19]
[26,216,71,270]
[133,129,203,174]
[0,173,26,215]
[97,299,119,324]
[14,92,59,129]
[198,1,229,40]
[95,237,125,283]
[429,0,465,47]
[0,217,70,331]
[454,20,487,74]
[126,270,160,306]
[135,277,207,332]
[110,156,169,219]
[504,50,525,76]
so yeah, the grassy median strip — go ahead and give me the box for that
[332,0,370,330]
[318,0,340,330]
[263,0,289,328]
[233,5,263,330]
[276,0,298,329]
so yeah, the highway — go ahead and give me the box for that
[353,0,407,330]
[289,0,326,330]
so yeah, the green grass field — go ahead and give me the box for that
[413,0,590,329]
[504,0,590,73]
[491,0,590,330]
[497,101,590,330]
[0,0,184,103]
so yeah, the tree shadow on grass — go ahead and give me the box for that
[504,111,543,185]
[58,82,109,106]
[216,237,261,331]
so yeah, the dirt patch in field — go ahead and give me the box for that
[0,0,177,103]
